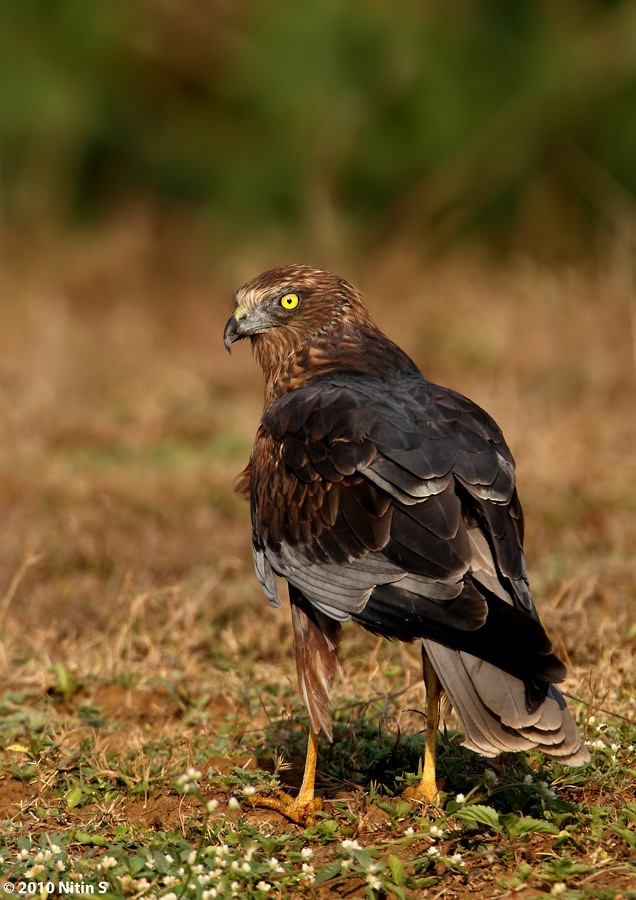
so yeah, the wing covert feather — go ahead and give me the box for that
[251,372,537,646]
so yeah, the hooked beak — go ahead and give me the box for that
[223,303,272,352]
[223,314,246,352]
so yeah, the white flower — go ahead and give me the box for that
[202,891,218,900]
[176,767,203,793]
[455,793,466,804]
[484,769,498,785]
[341,838,362,850]
[256,883,271,893]
[366,873,382,890]
[100,856,117,871]
[187,851,197,866]
[340,859,352,870]
[230,861,239,871]
[163,894,178,900]
[450,852,464,864]
[25,866,45,878]
[56,861,66,872]
[301,863,315,883]
[241,862,251,872]
[228,797,240,810]
[268,857,284,873]
[539,780,557,798]
[19,849,30,860]
[242,784,256,797]
[551,884,567,896]
[429,825,444,838]
[404,827,415,837]
[164,854,174,864]
[523,774,533,785]
[207,799,219,812]
[300,847,313,859]
[163,875,179,886]
[427,846,441,857]
[145,856,155,869]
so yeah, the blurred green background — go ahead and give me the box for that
[2,0,636,259]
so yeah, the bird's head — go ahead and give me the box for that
[223,265,372,359]
[223,264,416,400]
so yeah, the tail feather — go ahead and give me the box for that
[423,640,589,765]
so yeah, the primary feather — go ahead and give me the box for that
[225,265,588,766]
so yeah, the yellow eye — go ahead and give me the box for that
[279,292,299,310]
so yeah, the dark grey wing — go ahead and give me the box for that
[250,373,587,765]
[252,372,587,764]
[255,373,561,681]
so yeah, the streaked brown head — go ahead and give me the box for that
[224,264,416,402]
[223,265,372,357]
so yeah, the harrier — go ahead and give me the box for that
[224,265,588,824]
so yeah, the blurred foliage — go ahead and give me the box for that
[1,0,636,254]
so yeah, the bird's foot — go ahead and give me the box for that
[246,791,323,826]
[401,781,440,808]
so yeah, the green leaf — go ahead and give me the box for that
[624,803,636,824]
[351,848,376,869]
[396,800,414,817]
[313,861,343,886]
[128,855,146,875]
[505,815,559,838]
[454,804,503,832]
[65,785,84,810]
[613,826,636,847]
[51,662,79,700]
[73,830,110,847]
[385,883,408,900]
[388,854,406,886]
[413,876,439,889]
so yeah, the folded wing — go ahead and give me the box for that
[249,371,587,764]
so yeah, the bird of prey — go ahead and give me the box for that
[223,265,588,824]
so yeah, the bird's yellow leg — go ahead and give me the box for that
[403,654,441,806]
[246,729,323,825]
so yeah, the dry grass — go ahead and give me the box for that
[0,223,634,897]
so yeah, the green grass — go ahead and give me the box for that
[0,240,635,898]
[0,669,634,898]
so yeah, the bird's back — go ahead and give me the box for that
[227,264,588,766]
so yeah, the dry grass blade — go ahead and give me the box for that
[0,232,634,897]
